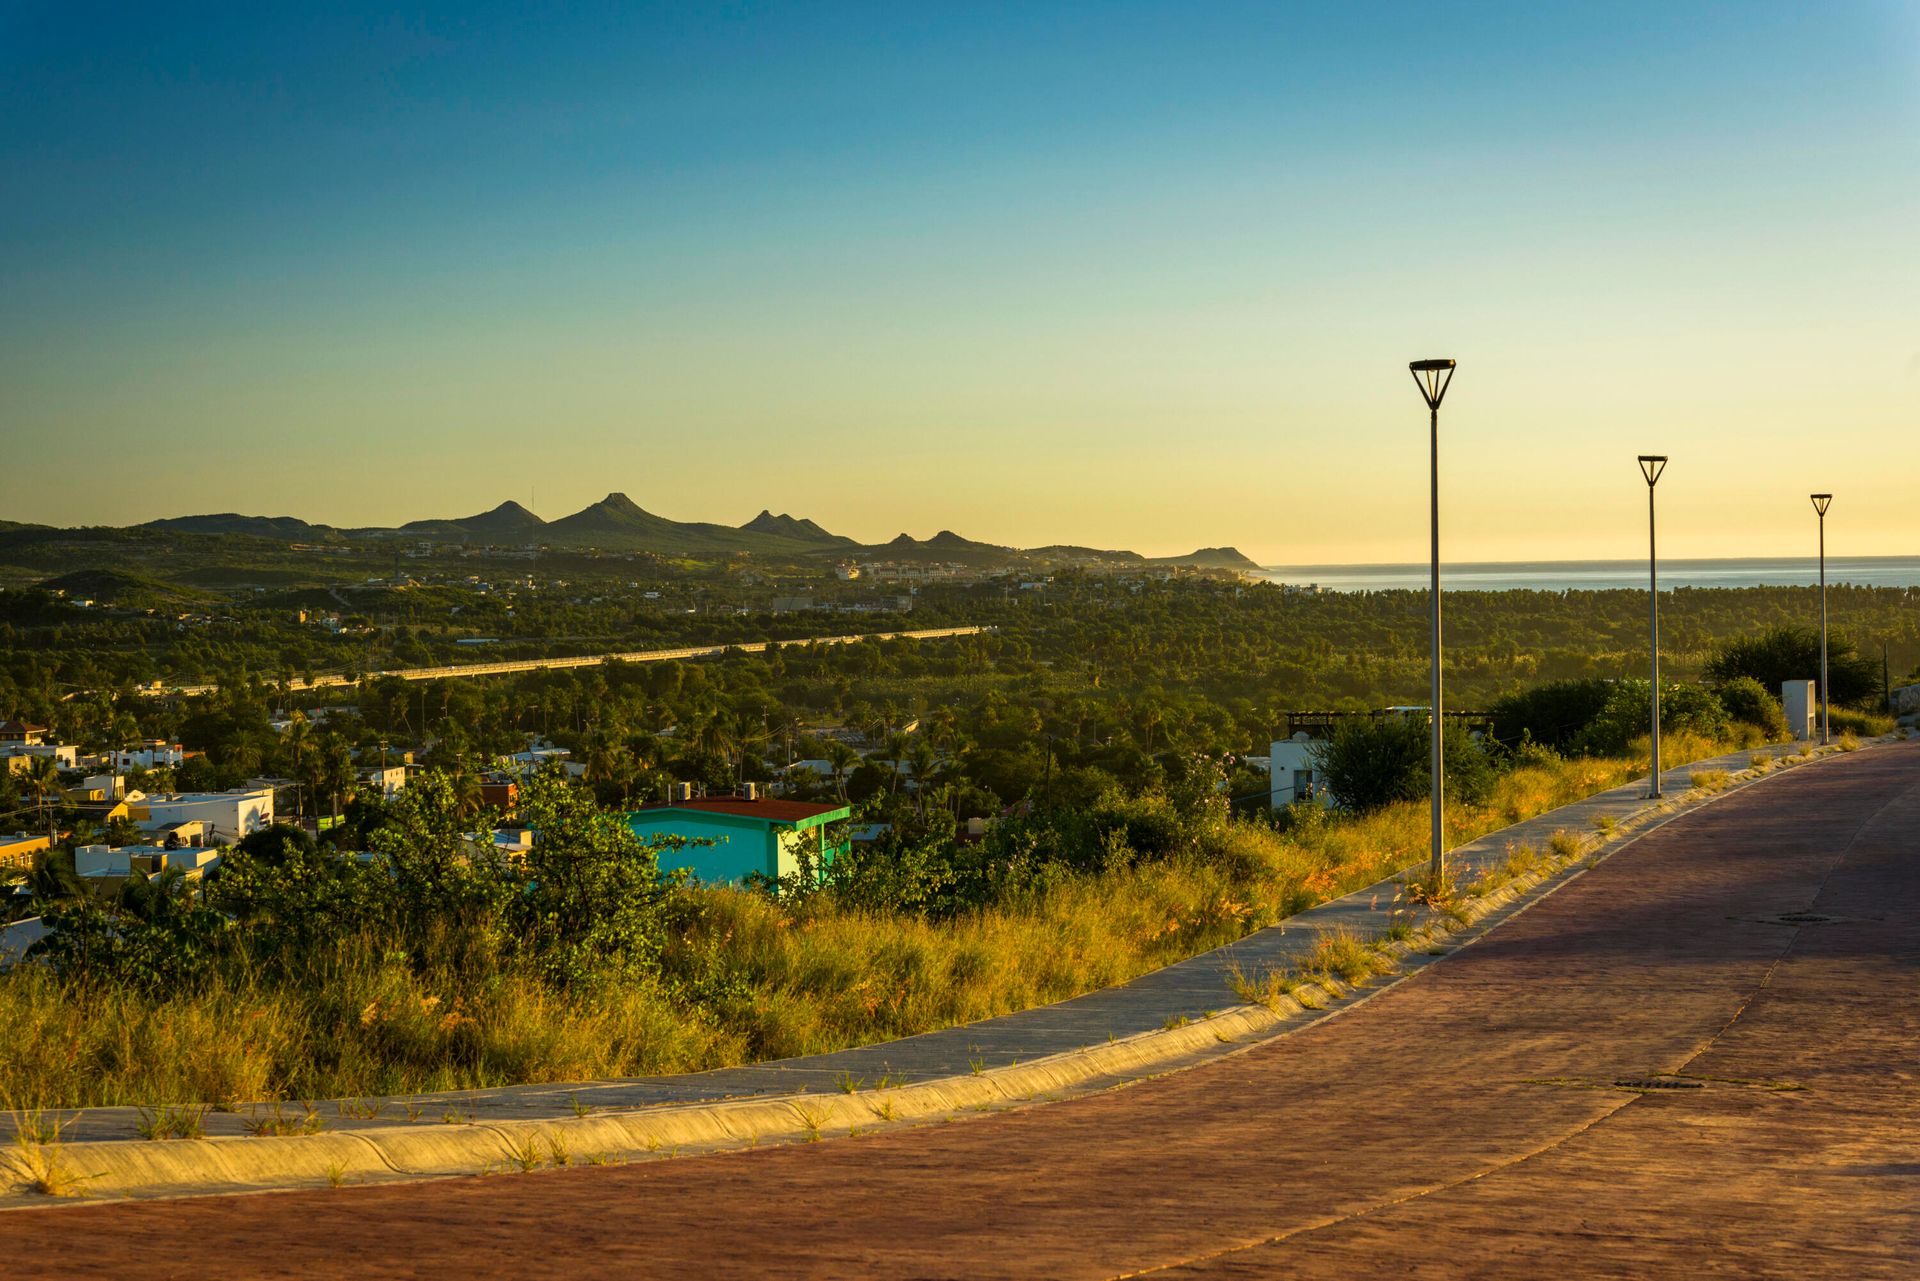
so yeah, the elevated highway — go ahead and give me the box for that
[134,625,990,698]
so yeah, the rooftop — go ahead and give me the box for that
[634,797,849,825]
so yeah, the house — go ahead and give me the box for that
[127,788,274,845]
[0,721,48,746]
[359,764,408,799]
[479,778,519,814]
[0,833,52,870]
[112,741,186,771]
[1268,733,1331,809]
[77,773,125,801]
[626,789,852,886]
[3,742,79,768]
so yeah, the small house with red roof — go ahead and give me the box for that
[626,789,851,886]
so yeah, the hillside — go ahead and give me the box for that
[36,569,218,609]
[402,500,548,540]
[26,495,1258,572]
[541,493,832,557]
[1150,547,1262,572]
[740,510,851,547]
[141,513,340,541]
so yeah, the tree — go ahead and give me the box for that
[514,769,675,990]
[823,740,861,802]
[1311,715,1494,814]
[1705,626,1880,709]
[19,754,61,832]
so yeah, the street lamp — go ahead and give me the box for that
[1410,358,1456,884]
[1639,456,1668,798]
[1811,494,1832,745]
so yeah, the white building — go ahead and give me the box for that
[3,742,79,768]
[1268,734,1332,809]
[130,788,274,845]
[112,741,186,771]
[359,764,409,798]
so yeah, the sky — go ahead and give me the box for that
[2,1,1916,564]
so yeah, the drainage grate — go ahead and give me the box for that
[1757,911,1848,926]
[1614,1077,1704,1091]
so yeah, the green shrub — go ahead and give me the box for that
[1705,626,1880,709]
[1312,715,1494,814]
[1489,679,1616,753]
[1715,676,1788,740]
[1576,681,1731,757]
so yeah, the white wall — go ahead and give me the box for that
[1268,735,1332,808]
[138,790,274,844]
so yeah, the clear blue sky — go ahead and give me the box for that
[3,2,1915,561]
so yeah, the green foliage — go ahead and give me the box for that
[1705,625,1881,709]
[514,768,673,990]
[1311,716,1493,814]
[31,870,228,995]
[1575,680,1730,756]
[1488,679,1616,752]
[1714,676,1788,739]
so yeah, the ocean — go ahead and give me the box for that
[1256,557,1920,593]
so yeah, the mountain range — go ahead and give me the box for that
[127,494,1260,571]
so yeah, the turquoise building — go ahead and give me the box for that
[625,795,851,885]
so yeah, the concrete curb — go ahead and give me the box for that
[3,734,1897,1207]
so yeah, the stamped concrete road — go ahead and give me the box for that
[13,742,1918,1280]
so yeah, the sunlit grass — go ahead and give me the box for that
[0,739,1745,1108]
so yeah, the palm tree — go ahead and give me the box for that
[20,755,61,832]
[823,741,860,803]
[904,736,940,816]
[445,764,485,818]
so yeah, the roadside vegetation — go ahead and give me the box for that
[5,728,1735,1110]
[0,601,1899,1111]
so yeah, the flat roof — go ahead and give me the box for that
[631,798,849,825]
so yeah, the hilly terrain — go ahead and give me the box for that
[47,494,1261,574]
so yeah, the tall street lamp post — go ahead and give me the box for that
[1811,493,1832,745]
[1410,358,1456,884]
[1639,456,1668,798]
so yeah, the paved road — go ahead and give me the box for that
[12,741,1917,1279]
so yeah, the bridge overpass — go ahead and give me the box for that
[134,625,990,698]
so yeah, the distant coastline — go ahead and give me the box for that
[1257,556,1920,593]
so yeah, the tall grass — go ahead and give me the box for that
[0,737,1736,1108]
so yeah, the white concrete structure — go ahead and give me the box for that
[359,764,408,798]
[161,848,221,874]
[130,788,274,844]
[1268,734,1332,809]
[113,741,186,771]
[81,773,125,800]
[74,845,132,877]
[3,742,78,768]
[1781,681,1817,741]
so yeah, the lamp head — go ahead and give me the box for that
[1810,493,1832,516]
[1408,358,1456,410]
[1638,455,1667,486]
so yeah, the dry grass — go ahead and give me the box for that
[1689,769,1731,793]
[1301,927,1385,987]
[0,741,1740,1109]
[5,1106,90,1198]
